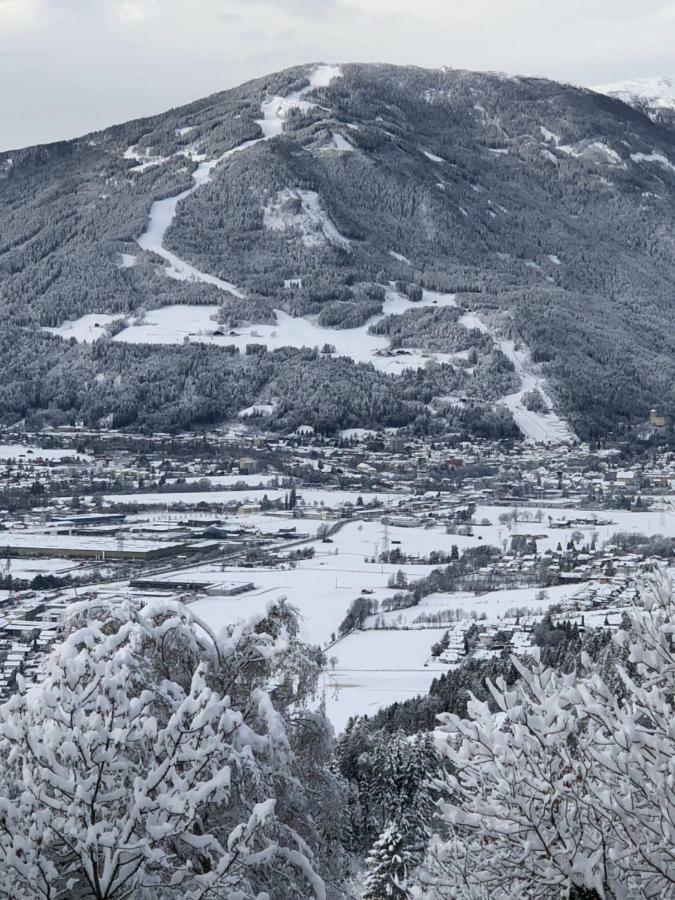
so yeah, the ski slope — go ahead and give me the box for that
[498,338,577,445]
[136,64,343,296]
[457,311,576,445]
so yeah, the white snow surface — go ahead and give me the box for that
[322,629,448,731]
[329,132,354,151]
[457,311,576,444]
[123,146,169,172]
[112,288,459,374]
[498,338,577,444]
[630,151,675,172]
[45,313,123,343]
[539,126,560,144]
[422,149,444,162]
[388,250,411,265]
[263,188,351,249]
[557,141,624,166]
[0,444,90,461]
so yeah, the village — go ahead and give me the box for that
[0,423,671,728]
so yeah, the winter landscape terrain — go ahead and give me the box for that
[0,55,673,900]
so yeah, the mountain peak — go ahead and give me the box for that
[592,76,675,120]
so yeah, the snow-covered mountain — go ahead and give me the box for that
[593,77,675,122]
[0,63,673,439]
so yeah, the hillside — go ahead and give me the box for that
[1,63,673,439]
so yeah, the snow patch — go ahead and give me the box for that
[112,289,459,375]
[630,151,675,173]
[44,313,124,343]
[388,250,411,265]
[263,188,351,250]
[539,126,560,144]
[308,64,343,88]
[558,141,624,166]
[329,132,354,152]
[238,403,277,419]
[124,146,168,172]
[422,149,444,163]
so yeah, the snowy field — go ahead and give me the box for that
[322,629,448,731]
[44,313,122,343]
[189,519,445,647]
[183,504,675,646]
[0,557,92,578]
[184,506,674,728]
[175,474,281,487]
[368,582,586,629]
[50,288,462,375]
[0,444,91,462]
[109,288,460,374]
[466,503,674,552]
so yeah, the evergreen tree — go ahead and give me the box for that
[363,823,412,900]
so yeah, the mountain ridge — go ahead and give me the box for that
[0,62,673,440]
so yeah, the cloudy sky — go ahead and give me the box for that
[1,0,673,151]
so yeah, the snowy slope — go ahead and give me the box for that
[593,77,675,119]
[136,64,344,297]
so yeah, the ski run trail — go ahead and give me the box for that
[135,65,343,296]
[134,63,575,446]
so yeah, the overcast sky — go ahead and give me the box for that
[1,0,673,152]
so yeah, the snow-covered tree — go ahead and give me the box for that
[363,823,413,900]
[417,570,675,899]
[0,597,329,900]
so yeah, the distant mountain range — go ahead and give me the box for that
[593,77,675,124]
[0,64,673,440]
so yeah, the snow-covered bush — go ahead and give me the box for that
[417,570,675,899]
[0,597,330,900]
